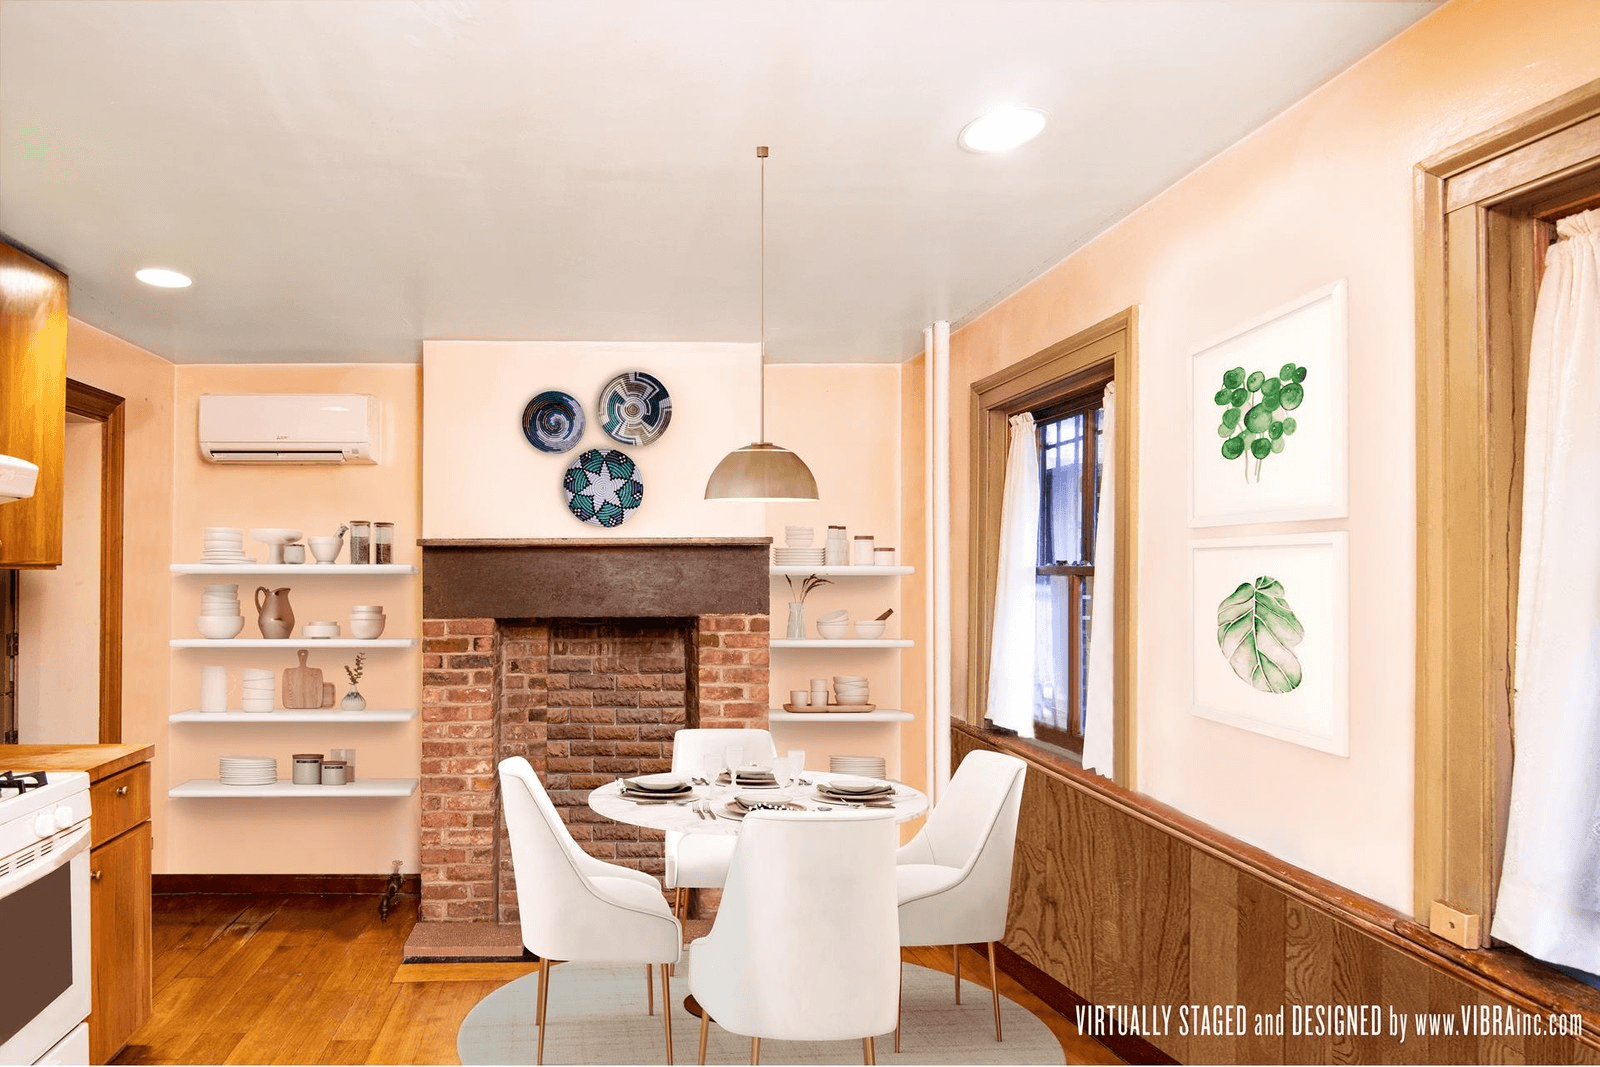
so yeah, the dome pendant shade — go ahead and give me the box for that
[704,441,818,501]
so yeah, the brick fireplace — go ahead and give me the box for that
[417,538,770,924]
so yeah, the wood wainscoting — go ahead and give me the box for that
[955,721,1600,1064]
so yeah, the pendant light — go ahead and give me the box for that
[704,146,819,502]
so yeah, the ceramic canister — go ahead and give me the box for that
[292,753,323,785]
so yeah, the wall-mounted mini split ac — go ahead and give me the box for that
[198,394,380,464]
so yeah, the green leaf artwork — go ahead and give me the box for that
[1216,576,1305,694]
[1213,361,1307,482]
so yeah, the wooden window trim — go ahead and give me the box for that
[1414,76,1600,929]
[967,308,1138,787]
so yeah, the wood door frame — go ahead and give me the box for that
[65,378,125,744]
[967,307,1139,787]
[1414,77,1600,930]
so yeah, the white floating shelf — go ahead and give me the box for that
[172,563,417,575]
[170,709,417,724]
[169,778,418,799]
[769,639,914,649]
[769,708,914,723]
[769,565,914,577]
[170,638,417,649]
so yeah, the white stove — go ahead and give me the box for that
[0,769,92,1065]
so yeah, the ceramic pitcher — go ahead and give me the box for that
[255,586,295,639]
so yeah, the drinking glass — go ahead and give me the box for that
[773,756,798,797]
[700,754,720,788]
[722,742,743,782]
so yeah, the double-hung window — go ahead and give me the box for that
[1032,388,1104,756]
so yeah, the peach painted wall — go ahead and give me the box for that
[165,364,421,874]
[421,341,764,539]
[762,363,916,785]
[17,419,103,743]
[943,0,1600,912]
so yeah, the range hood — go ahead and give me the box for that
[0,454,39,504]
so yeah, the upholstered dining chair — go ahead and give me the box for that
[498,756,683,1065]
[665,727,778,921]
[893,749,1026,1047]
[688,809,899,1065]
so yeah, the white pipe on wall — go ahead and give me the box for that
[931,320,952,795]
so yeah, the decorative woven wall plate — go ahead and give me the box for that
[562,448,644,527]
[521,390,585,453]
[598,371,672,446]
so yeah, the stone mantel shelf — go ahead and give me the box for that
[418,537,772,548]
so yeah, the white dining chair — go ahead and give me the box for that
[498,756,683,1065]
[893,749,1026,1047]
[665,727,778,921]
[688,809,899,1065]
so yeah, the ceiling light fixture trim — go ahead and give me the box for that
[704,146,819,503]
[135,267,193,288]
[958,106,1048,153]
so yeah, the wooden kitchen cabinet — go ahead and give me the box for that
[6,744,153,1063]
[0,239,69,568]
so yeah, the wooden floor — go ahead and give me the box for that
[116,893,1123,1065]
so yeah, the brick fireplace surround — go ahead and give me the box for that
[417,538,771,925]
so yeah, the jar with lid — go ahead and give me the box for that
[851,535,875,566]
[824,525,849,567]
[292,753,323,785]
[373,522,394,565]
[320,759,349,786]
[348,521,371,565]
[873,546,896,567]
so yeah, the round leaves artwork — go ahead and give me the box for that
[563,449,644,528]
[521,391,585,453]
[598,371,672,446]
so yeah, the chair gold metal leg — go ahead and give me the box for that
[751,1036,760,1064]
[536,958,552,1065]
[698,1010,710,1065]
[647,963,655,1015]
[954,944,962,1004]
[863,1036,876,1064]
[988,941,1002,1041]
[894,960,902,1053]
[660,964,674,1065]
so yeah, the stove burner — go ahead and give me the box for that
[0,770,49,798]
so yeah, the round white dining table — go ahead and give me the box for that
[588,771,929,835]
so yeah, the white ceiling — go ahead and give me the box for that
[0,1,1439,365]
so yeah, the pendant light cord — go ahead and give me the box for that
[758,145,768,443]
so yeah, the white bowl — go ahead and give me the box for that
[835,692,871,705]
[832,674,867,683]
[350,604,384,614]
[308,537,342,563]
[200,604,241,615]
[816,621,849,640]
[196,615,245,640]
[350,617,386,640]
[303,621,341,639]
[241,678,275,688]
[853,621,886,639]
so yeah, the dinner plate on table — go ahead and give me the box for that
[818,777,894,795]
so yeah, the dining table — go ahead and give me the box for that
[587,770,930,835]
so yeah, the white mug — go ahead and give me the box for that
[789,690,810,707]
[199,666,227,713]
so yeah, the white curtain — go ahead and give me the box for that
[1492,208,1600,973]
[1081,383,1116,778]
[986,412,1038,737]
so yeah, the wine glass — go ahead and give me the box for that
[786,749,807,783]
[773,755,797,797]
[722,742,743,783]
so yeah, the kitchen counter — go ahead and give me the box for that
[3,743,154,781]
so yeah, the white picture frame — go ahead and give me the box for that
[1190,532,1349,756]
[1189,280,1347,527]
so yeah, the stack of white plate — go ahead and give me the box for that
[201,527,253,564]
[218,755,277,786]
[774,546,825,566]
[830,755,887,779]
[241,668,275,712]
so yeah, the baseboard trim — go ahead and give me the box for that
[992,942,1177,1066]
[154,873,420,896]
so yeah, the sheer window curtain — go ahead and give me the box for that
[1492,208,1600,973]
[985,412,1038,737]
[1081,383,1115,778]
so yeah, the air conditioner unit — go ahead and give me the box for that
[198,394,379,464]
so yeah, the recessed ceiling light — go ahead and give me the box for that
[958,106,1048,153]
[135,267,192,288]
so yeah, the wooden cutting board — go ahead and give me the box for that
[283,649,323,709]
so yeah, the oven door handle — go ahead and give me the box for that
[0,823,91,897]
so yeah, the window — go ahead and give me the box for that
[1033,389,1104,754]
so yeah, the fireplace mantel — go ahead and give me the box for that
[420,537,772,619]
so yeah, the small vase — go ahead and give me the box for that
[340,688,366,711]
[786,602,806,641]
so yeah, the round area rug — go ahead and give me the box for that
[457,960,1064,1065]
